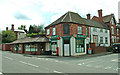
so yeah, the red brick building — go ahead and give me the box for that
[45,11,109,56]
[92,9,120,44]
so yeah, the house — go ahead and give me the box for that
[45,11,110,56]
[92,9,119,44]
[6,24,26,39]
[10,35,50,55]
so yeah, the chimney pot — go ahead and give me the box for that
[11,24,14,31]
[86,14,90,19]
[6,27,8,31]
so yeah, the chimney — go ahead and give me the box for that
[98,9,103,22]
[11,24,14,31]
[6,27,8,31]
[86,14,90,19]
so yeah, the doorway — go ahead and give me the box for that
[63,38,71,56]
[40,43,45,55]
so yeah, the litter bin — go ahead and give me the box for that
[88,48,92,54]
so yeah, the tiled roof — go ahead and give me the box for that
[103,14,113,23]
[45,11,109,29]
[11,36,49,44]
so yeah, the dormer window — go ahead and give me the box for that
[47,29,50,35]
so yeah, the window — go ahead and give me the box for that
[105,30,107,33]
[86,27,88,35]
[63,24,69,34]
[111,27,114,34]
[26,44,30,51]
[105,37,108,44]
[117,37,119,42]
[47,29,50,35]
[100,29,103,32]
[52,28,56,35]
[78,26,82,34]
[117,29,119,35]
[112,36,114,43]
[76,39,85,53]
[26,44,37,51]
[93,27,97,32]
[18,32,20,35]
[19,44,21,50]
[14,44,17,50]
[100,37,103,43]
[111,18,114,25]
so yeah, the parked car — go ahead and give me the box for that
[112,43,120,53]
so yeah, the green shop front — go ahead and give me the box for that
[50,35,87,56]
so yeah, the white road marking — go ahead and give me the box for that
[86,65,91,67]
[19,61,39,68]
[111,59,118,62]
[53,70,62,73]
[0,72,2,74]
[4,57,13,60]
[78,64,82,66]
[104,67,111,69]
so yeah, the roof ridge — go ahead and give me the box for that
[61,12,68,22]
[69,12,72,21]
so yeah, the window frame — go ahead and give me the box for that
[47,29,50,35]
[52,28,56,35]
[78,26,82,34]
[100,37,103,44]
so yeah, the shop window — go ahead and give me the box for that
[14,44,17,50]
[51,42,57,53]
[52,28,56,35]
[30,44,37,51]
[19,44,21,50]
[78,26,82,34]
[26,44,30,51]
[76,39,85,53]
[100,37,103,43]
[47,29,50,35]
[63,24,69,34]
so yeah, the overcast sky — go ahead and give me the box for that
[0,0,119,30]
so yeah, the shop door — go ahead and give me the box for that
[40,43,45,55]
[51,42,57,54]
[63,39,70,56]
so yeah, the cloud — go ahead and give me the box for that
[14,11,32,20]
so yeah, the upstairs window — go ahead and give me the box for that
[93,27,97,32]
[105,29,107,33]
[100,37,103,43]
[86,27,88,35]
[111,27,114,34]
[117,29,119,35]
[63,24,70,34]
[52,28,56,35]
[47,29,50,35]
[111,18,114,25]
[100,29,103,32]
[105,37,108,44]
[78,26,82,34]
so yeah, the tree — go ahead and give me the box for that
[2,31,16,43]
[18,25,26,30]
[28,25,35,34]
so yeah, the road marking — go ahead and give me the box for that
[86,65,91,67]
[4,57,13,60]
[0,72,2,75]
[19,61,39,68]
[111,59,118,62]
[105,67,112,69]
[53,70,62,73]
[78,64,82,66]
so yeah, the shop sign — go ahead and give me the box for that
[51,35,59,39]
[73,34,87,38]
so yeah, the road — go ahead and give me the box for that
[0,51,119,74]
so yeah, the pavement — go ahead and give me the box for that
[23,52,113,58]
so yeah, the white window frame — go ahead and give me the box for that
[52,28,56,35]
[47,29,50,35]
[78,26,82,34]
[111,18,114,25]
[105,37,108,44]
[100,37,103,43]
[111,26,114,34]
[100,28,103,32]
[93,27,97,32]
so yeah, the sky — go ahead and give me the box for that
[0,0,120,31]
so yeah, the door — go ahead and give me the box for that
[93,35,98,46]
[63,39,70,56]
[51,42,57,55]
[40,43,45,55]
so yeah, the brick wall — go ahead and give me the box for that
[2,44,13,51]
[45,23,90,38]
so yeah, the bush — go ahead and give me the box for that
[106,46,113,52]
